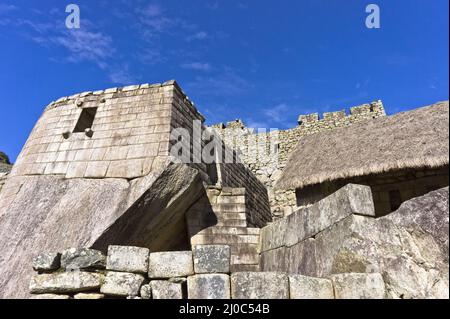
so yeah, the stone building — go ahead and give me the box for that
[0,80,271,298]
[212,100,386,217]
[277,101,449,216]
[0,80,448,299]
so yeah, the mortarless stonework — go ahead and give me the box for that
[212,101,386,218]
[0,81,273,299]
[0,79,448,299]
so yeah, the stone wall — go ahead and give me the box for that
[11,82,177,180]
[259,184,449,299]
[29,244,387,299]
[212,101,386,218]
[296,166,449,216]
[187,187,262,272]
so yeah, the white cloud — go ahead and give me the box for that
[108,64,138,85]
[186,31,208,41]
[181,62,212,71]
[0,4,17,15]
[142,4,162,17]
[48,29,114,68]
[264,103,290,123]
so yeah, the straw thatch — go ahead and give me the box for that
[276,101,449,190]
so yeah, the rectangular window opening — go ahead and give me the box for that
[73,107,97,133]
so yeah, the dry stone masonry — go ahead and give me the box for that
[212,101,386,218]
[29,244,388,299]
[0,80,447,300]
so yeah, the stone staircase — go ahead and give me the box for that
[186,186,261,272]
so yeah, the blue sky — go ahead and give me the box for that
[0,0,448,161]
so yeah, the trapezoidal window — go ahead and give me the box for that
[73,107,97,133]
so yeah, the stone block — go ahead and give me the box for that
[187,274,230,299]
[32,252,61,272]
[330,273,386,299]
[259,218,287,252]
[106,245,149,274]
[289,275,334,299]
[230,272,289,299]
[193,245,230,274]
[74,293,105,299]
[148,251,193,278]
[61,248,106,270]
[287,238,317,276]
[30,294,70,299]
[140,284,152,299]
[285,184,375,247]
[151,280,183,299]
[100,271,145,297]
[260,246,288,272]
[29,272,103,294]
[84,161,109,178]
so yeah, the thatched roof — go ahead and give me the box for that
[276,101,449,190]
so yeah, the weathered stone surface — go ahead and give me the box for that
[74,293,105,299]
[100,271,145,297]
[259,246,288,272]
[30,294,70,299]
[148,251,193,278]
[385,187,449,260]
[151,280,183,299]
[193,245,230,274]
[187,274,230,299]
[289,275,334,299]
[29,272,103,294]
[231,272,289,299]
[0,162,203,298]
[287,239,316,276]
[32,252,61,272]
[107,245,149,274]
[61,248,106,270]
[259,218,287,252]
[331,273,386,299]
[140,284,152,299]
[285,184,375,247]
[312,188,449,299]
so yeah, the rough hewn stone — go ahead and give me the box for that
[100,271,145,297]
[74,293,105,299]
[151,280,183,299]
[32,252,61,272]
[140,284,152,299]
[285,184,375,247]
[289,275,334,299]
[29,272,103,294]
[331,273,386,299]
[106,245,149,274]
[30,294,70,299]
[187,274,230,299]
[61,248,106,271]
[148,251,193,278]
[193,245,230,274]
[0,162,203,298]
[231,272,289,299]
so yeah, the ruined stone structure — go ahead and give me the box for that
[0,80,448,299]
[212,101,386,218]
[0,151,11,192]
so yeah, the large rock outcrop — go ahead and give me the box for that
[0,162,203,298]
